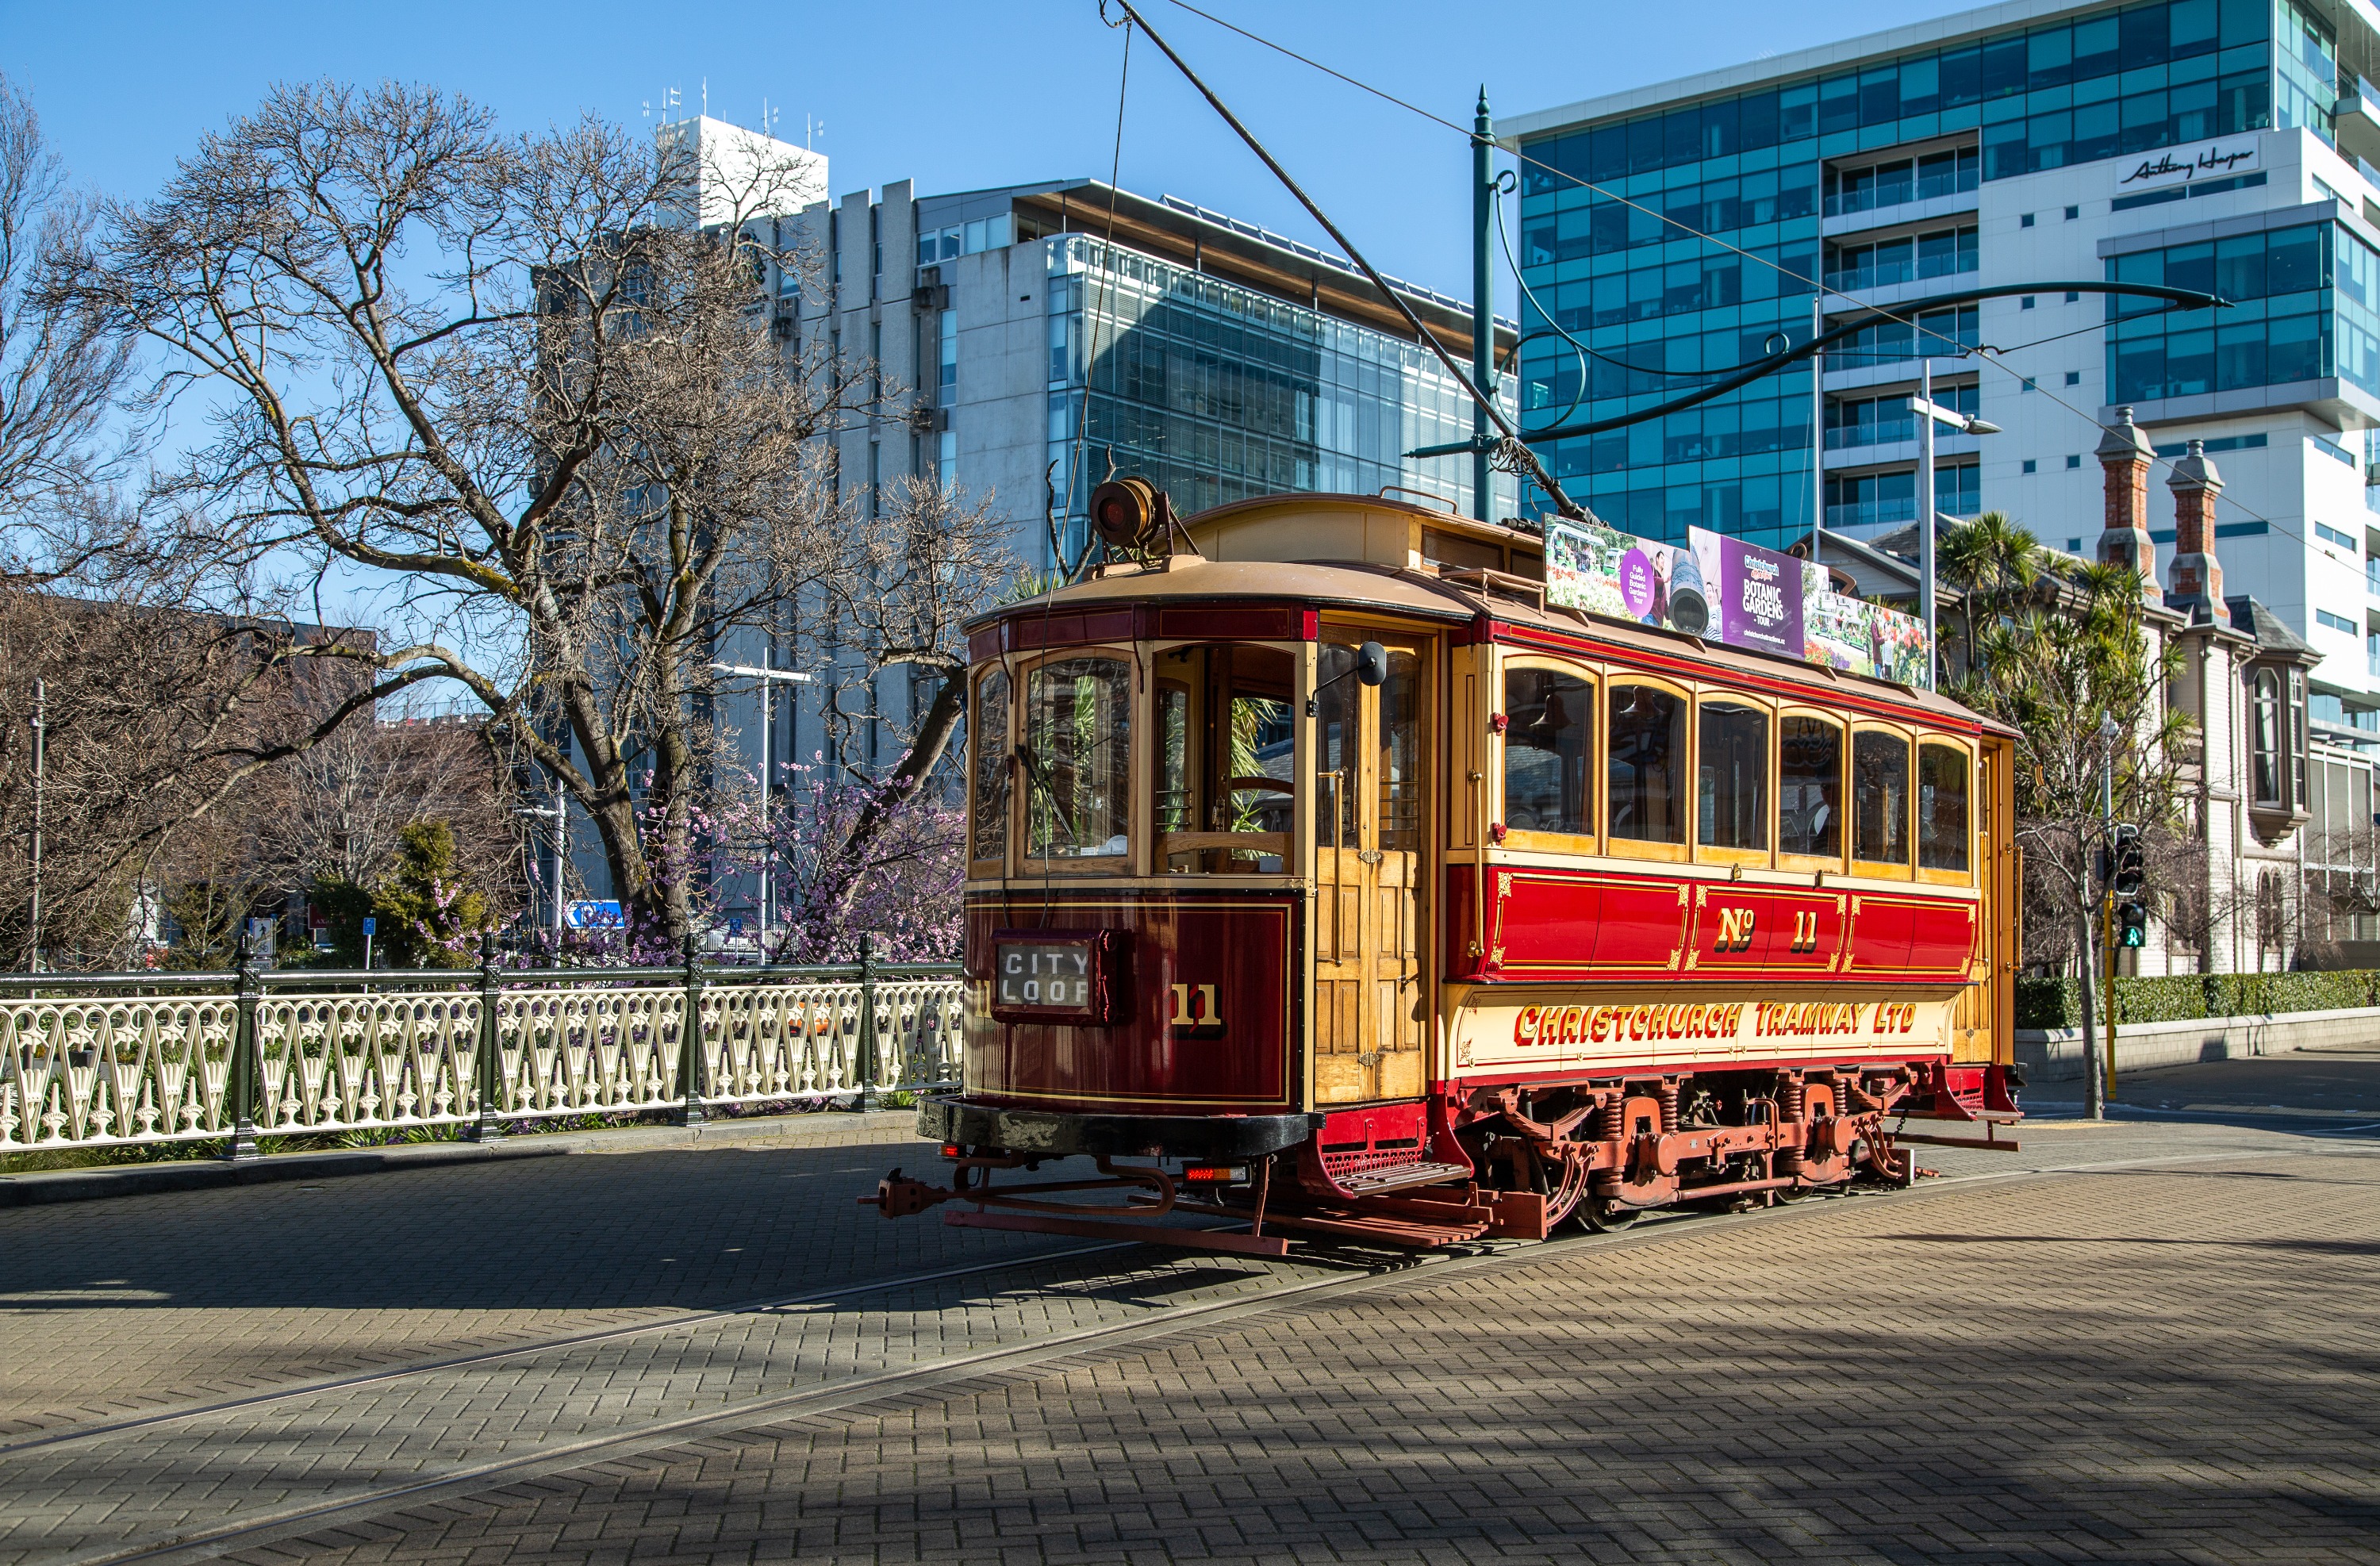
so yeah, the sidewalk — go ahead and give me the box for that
[0,1107,922,1209]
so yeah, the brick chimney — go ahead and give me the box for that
[2163,438,2228,626]
[2095,405,2162,604]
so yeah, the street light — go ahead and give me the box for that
[513,777,566,942]
[1908,360,2002,666]
[708,660,812,946]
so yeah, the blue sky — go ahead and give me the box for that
[6,0,1975,300]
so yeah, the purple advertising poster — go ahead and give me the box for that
[1714,534,1802,657]
[1616,548,1660,618]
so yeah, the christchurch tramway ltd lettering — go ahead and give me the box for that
[1511,999,1921,1046]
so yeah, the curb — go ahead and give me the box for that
[0,1108,922,1209]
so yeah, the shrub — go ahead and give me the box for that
[2016,968,2380,1029]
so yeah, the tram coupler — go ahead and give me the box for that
[859,1169,954,1219]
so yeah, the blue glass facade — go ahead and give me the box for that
[1517,0,2278,551]
[2108,221,2380,401]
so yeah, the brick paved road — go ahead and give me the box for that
[1,1065,2375,1565]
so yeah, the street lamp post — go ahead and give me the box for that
[1909,361,2002,679]
[709,659,812,951]
[513,777,567,944]
[26,678,44,973]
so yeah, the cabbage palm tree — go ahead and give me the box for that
[1938,510,2043,674]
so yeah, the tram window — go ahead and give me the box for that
[1852,730,1910,866]
[1918,743,1971,872]
[1378,649,1423,854]
[1157,644,1293,873]
[1023,656,1131,860]
[1698,701,1768,851]
[970,668,1010,865]
[1606,683,1685,844]
[1503,666,1591,836]
[1154,684,1191,834]
[1315,643,1361,850]
[1779,716,1841,858]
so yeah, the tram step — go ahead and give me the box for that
[1336,1161,1476,1196]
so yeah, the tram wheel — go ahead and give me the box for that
[1582,1198,1643,1234]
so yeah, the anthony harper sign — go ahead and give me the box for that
[2117,134,2259,191]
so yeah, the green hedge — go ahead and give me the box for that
[2015,969,2380,1029]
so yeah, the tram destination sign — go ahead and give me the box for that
[988,929,1128,1025]
[1545,519,1933,688]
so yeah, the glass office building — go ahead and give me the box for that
[1508,0,2380,722]
[1044,236,1508,554]
[1511,0,2285,549]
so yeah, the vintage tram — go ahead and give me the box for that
[867,486,2021,1254]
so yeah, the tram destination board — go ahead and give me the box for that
[989,930,1127,1025]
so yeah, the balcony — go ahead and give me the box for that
[1827,416,1918,451]
[1823,250,1979,294]
[1822,165,1979,219]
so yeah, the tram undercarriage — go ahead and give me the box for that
[865,1062,2011,1254]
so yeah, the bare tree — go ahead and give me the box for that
[0,73,138,585]
[56,82,1005,945]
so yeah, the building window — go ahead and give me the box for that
[2318,608,2359,634]
[2022,459,2037,474]
[2021,213,2036,228]
[940,307,958,405]
[2065,454,2080,468]
[2064,371,2081,386]
[2252,670,2282,806]
[2064,204,2080,220]
[938,427,958,492]
[2106,223,2352,404]
[2292,667,2309,808]
[868,441,881,520]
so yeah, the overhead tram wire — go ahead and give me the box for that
[1147,0,2319,556]
[1104,0,1590,520]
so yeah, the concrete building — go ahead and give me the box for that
[689,175,1518,941]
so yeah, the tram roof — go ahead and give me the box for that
[977,491,2002,731]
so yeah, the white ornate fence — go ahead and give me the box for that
[0,958,964,1153]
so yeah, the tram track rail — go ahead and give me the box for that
[27,1135,2371,1566]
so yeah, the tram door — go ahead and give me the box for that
[1311,638,1429,1104]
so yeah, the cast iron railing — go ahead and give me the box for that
[0,936,962,1156]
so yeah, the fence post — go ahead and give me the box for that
[466,932,504,1142]
[223,935,261,1161]
[854,931,879,1110]
[677,932,708,1127]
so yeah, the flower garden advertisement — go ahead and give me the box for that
[1542,518,1931,688]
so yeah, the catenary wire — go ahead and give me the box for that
[1150,0,2327,558]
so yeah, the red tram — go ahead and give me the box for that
[868,486,2021,1253]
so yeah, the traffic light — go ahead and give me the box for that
[2108,823,2146,897]
[2117,899,2150,948]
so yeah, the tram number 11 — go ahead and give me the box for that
[1717,907,1822,955]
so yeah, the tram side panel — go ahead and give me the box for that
[962,890,1303,1118]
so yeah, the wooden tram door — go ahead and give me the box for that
[1951,737,2018,1062]
[1311,637,1430,1105]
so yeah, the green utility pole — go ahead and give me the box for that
[1472,87,1495,522]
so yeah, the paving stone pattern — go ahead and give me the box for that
[0,1114,996,1436]
[228,1139,2380,1566]
[0,1105,2374,1564]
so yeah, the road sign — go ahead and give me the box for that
[361,917,376,936]
[566,900,624,931]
